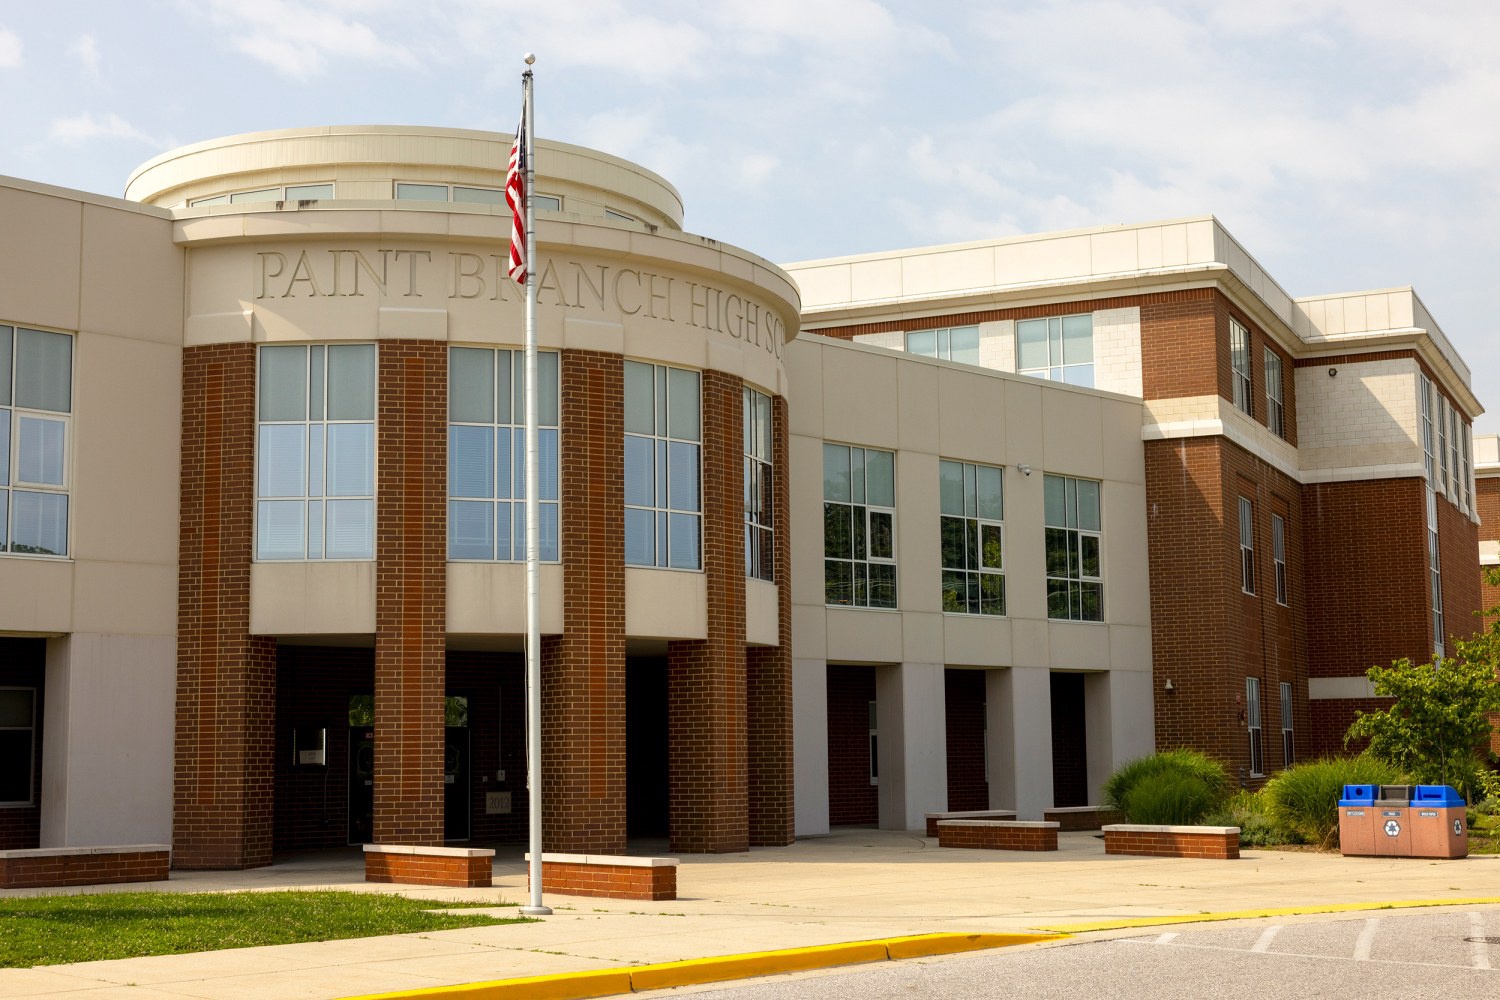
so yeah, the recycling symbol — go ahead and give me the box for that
[1454,819,1463,836]
[1384,819,1401,837]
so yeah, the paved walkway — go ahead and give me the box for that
[3,830,1499,999]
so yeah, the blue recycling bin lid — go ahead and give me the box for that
[1411,785,1464,807]
[1339,783,1375,806]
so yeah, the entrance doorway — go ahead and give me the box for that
[1050,672,1089,807]
[626,657,668,839]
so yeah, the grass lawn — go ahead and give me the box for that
[1471,811,1500,855]
[0,890,529,968]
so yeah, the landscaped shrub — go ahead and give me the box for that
[1102,749,1231,826]
[1204,790,1298,847]
[1263,754,1402,850]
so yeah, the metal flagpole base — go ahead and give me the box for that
[520,905,553,916]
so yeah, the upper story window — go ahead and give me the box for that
[395,183,560,209]
[823,444,896,609]
[1438,396,1451,494]
[1462,423,1473,511]
[0,687,36,805]
[604,208,634,222]
[256,344,375,561]
[1447,403,1461,503]
[1238,496,1255,595]
[190,183,333,207]
[1280,680,1294,767]
[1246,676,1264,777]
[1264,347,1285,438]
[1044,474,1102,621]
[1419,374,1436,481]
[0,325,72,557]
[1271,513,1288,606]
[744,387,775,582]
[1017,316,1093,386]
[624,361,700,570]
[906,326,980,365]
[1229,319,1252,416]
[448,347,559,562]
[1427,487,1443,658]
[939,460,1004,616]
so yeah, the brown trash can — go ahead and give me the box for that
[1409,785,1469,859]
[1372,786,1413,858]
[1339,806,1376,857]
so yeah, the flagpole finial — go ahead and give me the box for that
[524,52,535,65]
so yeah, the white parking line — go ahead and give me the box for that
[1154,932,1178,945]
[1353,918,1380,961]
[1471,912,1491,971]
[1250,925,1282,954]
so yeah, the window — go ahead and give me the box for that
[1279,681,1294,767]
[604,208,634,222]
[1463,423,1473,511]
[625,362,701,570]
[823,444,896,608]
[190,183,333,206]
[256,344,376,560]
[395,182,555,209]
[1246,677,1264,777]
[1044,475,1102,621]
[1238,496,1255,595]
[1264,347,1284,438]
[448,347,559,562]
[1,325,72,556]
[0,687,36,804]
[1230,319,1252,416]
[1017,315,1093,386]
[868,700,878,786]
[906,326,980,365]
[744,387,774,581]
[1420,375,1436,481]
[1448,403,1460,502]
[939,460,1004,615]
[1428,487,1444,657]
[1438,396,1450,495]
[1271,513,1288,606]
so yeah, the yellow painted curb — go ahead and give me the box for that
[629,940,889,991]
[339,932,1064,1000]
[883,931,1065,959]
[1037,896,1500,934]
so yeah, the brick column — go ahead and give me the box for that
[667,369,748,853]
[747,393,794,846]
[373,342,447,845]
[543,350,627,854]
[176,344,277,869]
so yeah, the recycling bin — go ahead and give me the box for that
[1338,784,1376,857]
[1372,785,1413,857]
[1409,784,1469,859]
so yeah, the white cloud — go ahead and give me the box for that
[0,25,21,68]
[69,35,100,75]
[188,0,417,79]
[49,113,162,146]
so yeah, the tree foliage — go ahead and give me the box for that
[1345,614,1500,802]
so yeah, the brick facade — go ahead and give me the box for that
[364,847,492,888]
[176,343,277,869]
[373,341,448,846]
[667,369,748,853]
[0,847,170,889]
[944,669,988,812]
[530,858,677,901]
[746,394,795,847]
[936,820,1058,852]
[544,349,627,854]
[1103,825,1240,859]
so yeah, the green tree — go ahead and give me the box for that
[1345,641,1500,803]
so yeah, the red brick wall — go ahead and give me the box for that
[936,821,1057,851]
[0,638,45,851]
[1145,436,1308,782]
[176,343,277,869]
[364,850,491,888]
[1104,827,1239,859]
[668,369,748,853]
[544,349,627,853]
[1438,494,1481,647]
[1479,477,1500,625]
[944,669,988,812]
[373,341,447,846]
[826,665,877,826]
[746,394,795,847]
[532,860,677,901]
[0,849,170,889]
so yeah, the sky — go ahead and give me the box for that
[2,1,1498,430]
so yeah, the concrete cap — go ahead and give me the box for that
[526,852,679,868]
[363,844,495,858]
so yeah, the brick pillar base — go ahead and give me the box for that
[373,342,446,846]
[176,344,277,870]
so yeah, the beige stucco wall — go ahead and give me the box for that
[1295,357,1422,478]
[788,334,1151,671]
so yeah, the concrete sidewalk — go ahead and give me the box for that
[3,830,1499,999]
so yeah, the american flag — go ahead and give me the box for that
[505,108,528,284]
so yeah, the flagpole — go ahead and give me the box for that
[519,52,551,917]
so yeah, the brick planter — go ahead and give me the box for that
[526,853,678,900]
[364,845,494,888]
[937,820,1059,852]
[1044,806,1125,831]
[1103,825,1240,860]
[0,845,171,889]
[924,810,1017,838]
